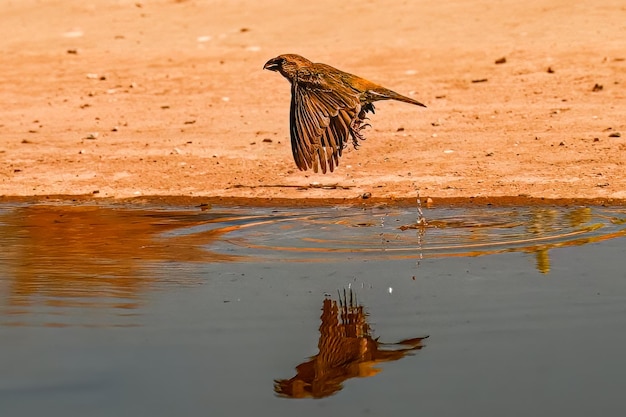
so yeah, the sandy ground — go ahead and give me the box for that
[1,0,625,204]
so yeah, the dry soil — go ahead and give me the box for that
[2,0,625,205]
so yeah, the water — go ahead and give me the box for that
[1,203,625,416]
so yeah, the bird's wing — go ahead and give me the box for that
[290,71,361,173]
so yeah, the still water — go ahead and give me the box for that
[1,203,625,416]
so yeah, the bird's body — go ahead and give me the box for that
[264,54,426,173]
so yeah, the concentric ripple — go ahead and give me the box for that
[184,206,626,265]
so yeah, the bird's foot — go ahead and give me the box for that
[350,119,370,149]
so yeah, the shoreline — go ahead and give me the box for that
[2,195,625,208]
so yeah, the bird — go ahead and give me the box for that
[263,54,426,173]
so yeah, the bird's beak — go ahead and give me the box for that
[263,57,280,71]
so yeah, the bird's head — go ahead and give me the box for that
[263,54,313,82]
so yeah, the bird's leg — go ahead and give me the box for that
[349,110,371,149]
[348,103,376,149]
[349,119,366,149]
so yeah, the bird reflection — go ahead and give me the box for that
[274,290,428,399]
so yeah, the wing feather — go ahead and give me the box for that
[289,76,361,173]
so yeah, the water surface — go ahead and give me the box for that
[1,203,625,416]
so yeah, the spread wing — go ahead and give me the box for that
[290,71,361,173]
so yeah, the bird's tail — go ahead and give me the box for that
[369,88,427,108]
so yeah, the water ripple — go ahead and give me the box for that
[199,206,626,267]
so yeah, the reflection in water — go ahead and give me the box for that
[524,208,559,273]
[524,207,617,273]
[219,206,626,274]
[0,205,240,327]
[0,204,624,326]
[274,290,428,399]
[398,207,626,273]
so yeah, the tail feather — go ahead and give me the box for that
[368,88,427,108]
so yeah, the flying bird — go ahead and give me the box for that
[263,54,426,173]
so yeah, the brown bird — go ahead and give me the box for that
[263,54,426,173]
